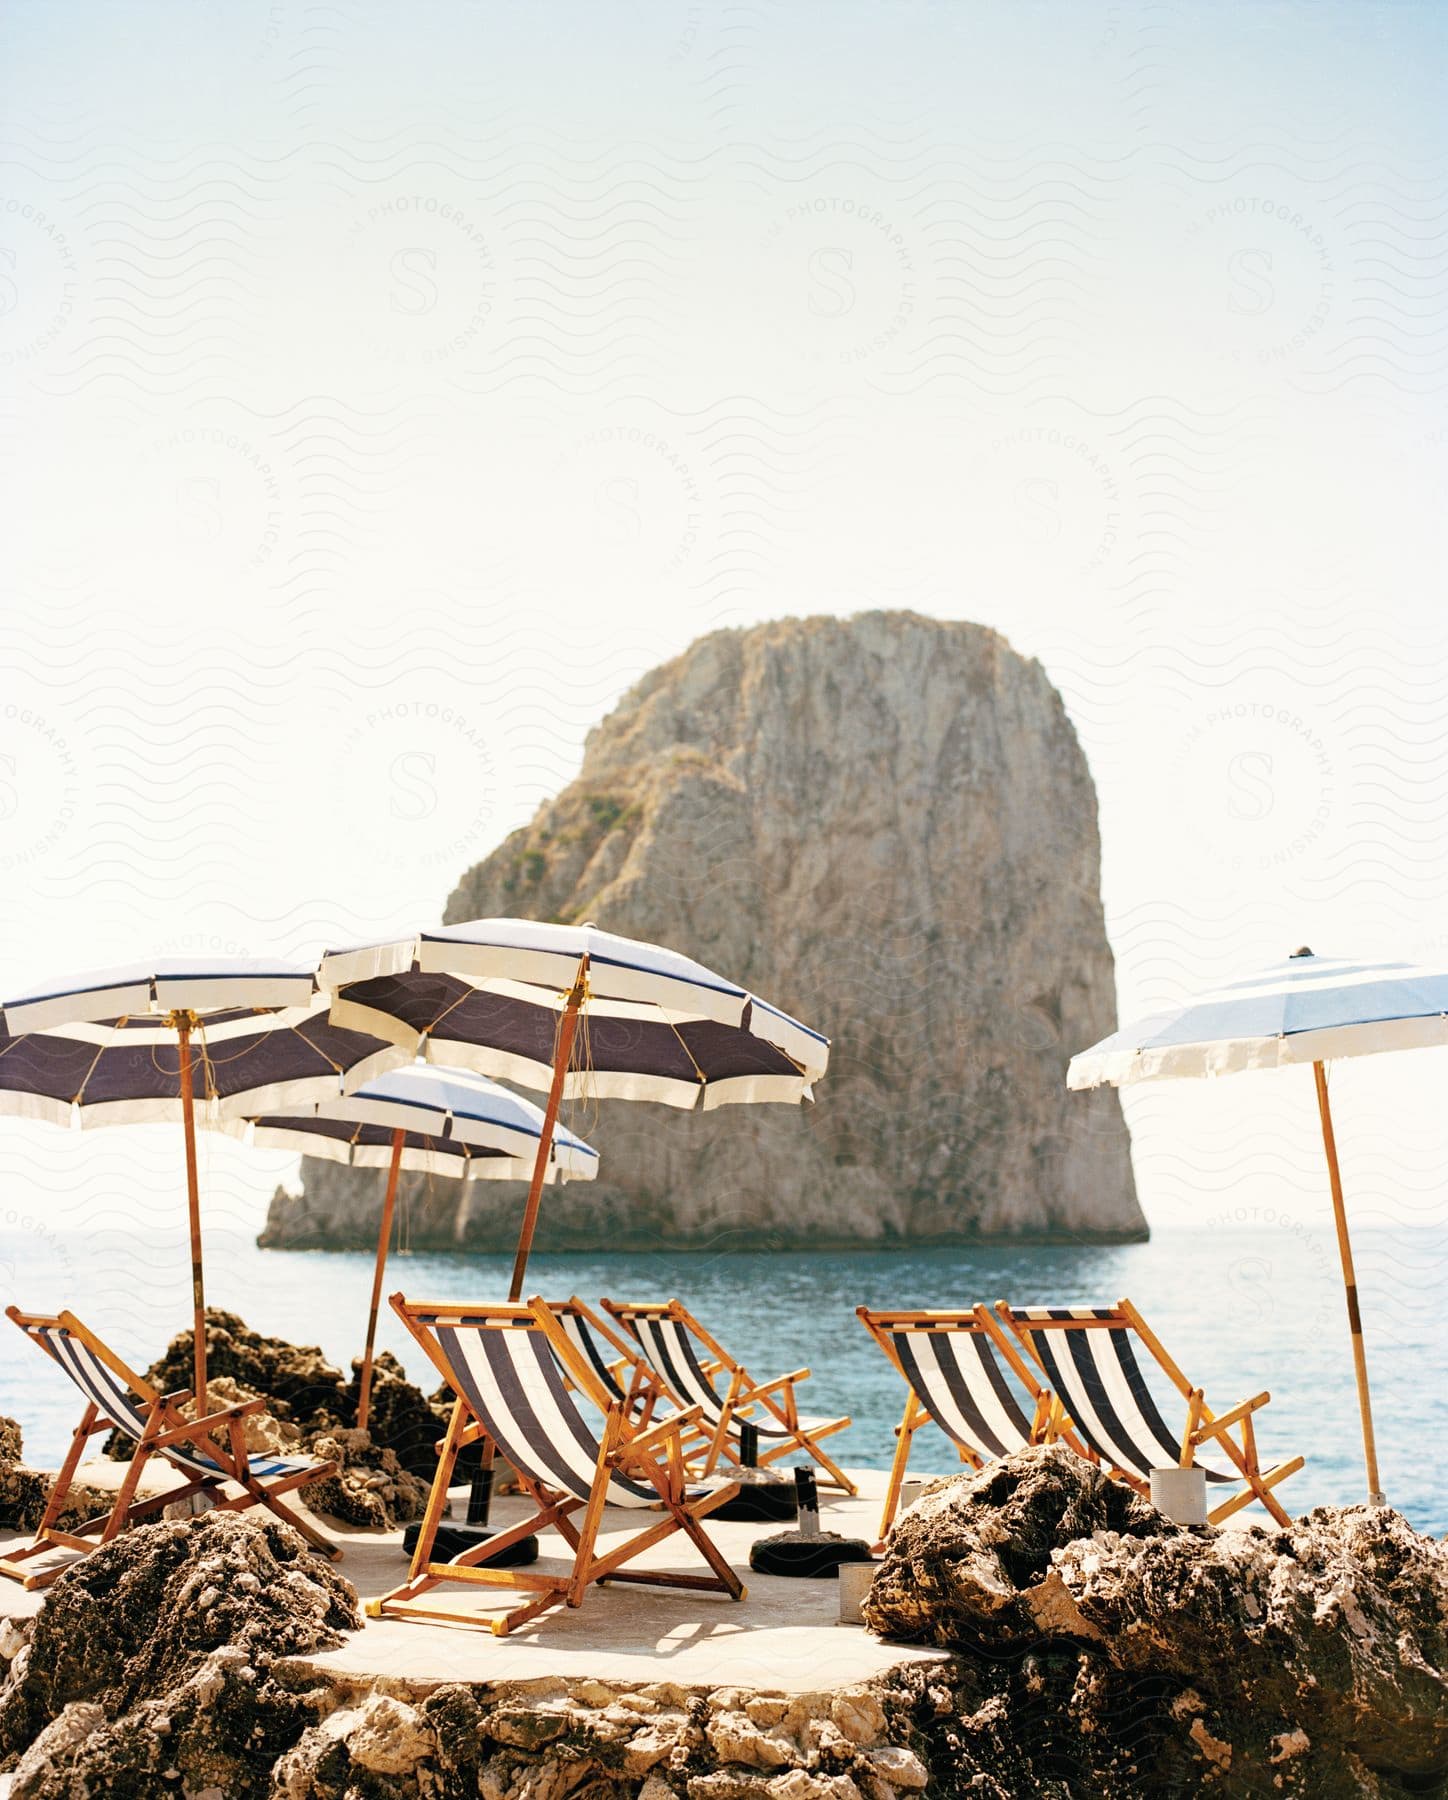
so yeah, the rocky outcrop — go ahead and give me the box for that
[272,1675,926,1800]
[0,1513,357,1798]
[2,1453,1443,1797]
[267,611,1141,1252]
[109,1310,450,1508]
[866,1445,1448,1796]
[301,1429,432,1531]
[0,1416,112,1537]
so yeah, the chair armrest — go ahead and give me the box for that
[153,1396,266,1448]
[735,1368,809,1404]
[1191,1392,1270,1445]
[617,1405,703,1462]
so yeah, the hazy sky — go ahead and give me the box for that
[3,3,1447,1324]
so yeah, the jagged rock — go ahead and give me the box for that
[0,1512,358,1798]
[108,1311,449,1483]
[864,1444,1170,1645]
[866,1445,1448,1796]
[267,612,1141,1253]
[303,1428,431,1529]
[344,1349,456,1482]
[140,1311,354,1429]
[182,1376,305,1457]
[0,1414,112,1537]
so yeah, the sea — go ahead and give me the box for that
[1,1225,1441,1535]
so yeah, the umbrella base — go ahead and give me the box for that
[401,1522,540,1566]
[712,1479,798,1523]
[749,1531,874,1579]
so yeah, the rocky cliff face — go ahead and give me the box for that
[264,611,1142,1250]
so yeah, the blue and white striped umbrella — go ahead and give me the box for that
[225,1063,598,1428]
[1068,952,1448,1088]
[1068,947,1448,1505]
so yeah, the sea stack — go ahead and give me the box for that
[263,611,1143,1250]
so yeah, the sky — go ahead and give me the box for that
[2,0,1447,1301]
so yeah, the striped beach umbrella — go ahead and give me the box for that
[321,918,829,1300]
[227,1064,598,1428]
[1068,946,1448,1504]
[320,918,828,1533]
[0,957,405,1412]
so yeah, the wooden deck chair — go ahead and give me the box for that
[1,1307,338,1589]
[551,1296,670,1427]
[995,1299,1305,1526]
[857,1305,1084,1537]
[601,1298,856,1495]
[370,1294,746,1636]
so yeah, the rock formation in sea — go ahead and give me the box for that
[263,610,1143,1251]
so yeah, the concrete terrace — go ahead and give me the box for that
[0,1464,946,1695]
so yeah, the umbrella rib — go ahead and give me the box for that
[71,1040,107,1106]
[290,1019,346,1079]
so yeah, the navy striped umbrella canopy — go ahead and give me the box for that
[0,956,407,1410]
[1069,952,1448,1088]
[321,918,829,1111]
[320,918,829,1307]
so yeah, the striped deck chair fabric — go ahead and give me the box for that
[371,1295,744,1635]
[857,1305,1070,1536]
[601,1298,856,1494]
[2,1308,337,1589]
[997,1300,1304,1526]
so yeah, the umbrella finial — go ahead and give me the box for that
[1289,945,1314,959]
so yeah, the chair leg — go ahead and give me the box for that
[33,1404,100,1540]
[101,1439,155,1544]
[880,1392,921,1539]
[567,1411,622,1609]
[407,1397,468,1580]
[670,1495,745,1598]
[247,1484,341,1559]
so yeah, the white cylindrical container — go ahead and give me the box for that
[1150,1466,1208,1525]
[838,1560,877,1625]
[898,1479,926,1515]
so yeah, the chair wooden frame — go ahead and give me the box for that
[994,1297,1305,1526]
[368,1294,746,1636]
[602,1297,857,1494]
[552,1296,668,1424]
[857,1304,1084,1537]
[1,1306,338,1589]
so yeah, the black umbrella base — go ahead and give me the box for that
[712,1479,798,1523]
[749,1530,875,1578]
[401,1522,540,1567]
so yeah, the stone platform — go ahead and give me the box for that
[0,1465,944,1694]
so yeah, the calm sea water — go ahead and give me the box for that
[1,1225,1441,1534]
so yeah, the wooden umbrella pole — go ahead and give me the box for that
[507,957,589,1303]
[465,959,590,1531]
[356,1127,405,1433]
[1312,1059,1384,1504]
[175,1015,207,1418]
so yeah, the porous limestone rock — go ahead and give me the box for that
[866,1444,1448,1796]
[302,1428,432,1530]
[112,1311,448,1485]
[268,611,1141,1252]
[0,1512,358,1798]
[0,1414,112,1537]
